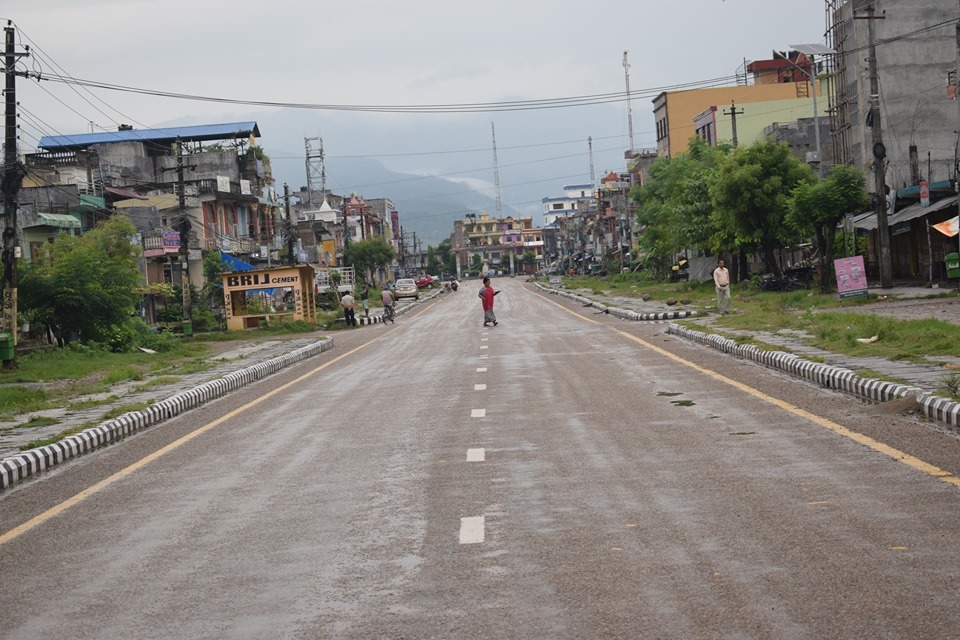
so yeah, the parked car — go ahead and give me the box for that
[415,274,435,289]
[394,278,419,300]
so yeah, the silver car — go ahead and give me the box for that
[394,278,419,300]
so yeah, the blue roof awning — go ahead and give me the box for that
[221,252,256,272]
[38,122,260,152]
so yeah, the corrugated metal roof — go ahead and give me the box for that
[851,195,958,231]
[38,122,260,152]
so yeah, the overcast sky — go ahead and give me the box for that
[8,1,825,225]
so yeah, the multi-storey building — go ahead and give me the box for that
[654,80,815,158]
[25,122,283,306]
[450,212,538,277]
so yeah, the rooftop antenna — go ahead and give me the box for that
[623,51,635,153]
[491,122,502,217]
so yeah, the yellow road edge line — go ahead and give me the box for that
[541,291,960,487]
[0,336,383,546]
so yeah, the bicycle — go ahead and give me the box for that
[381,304,396,323]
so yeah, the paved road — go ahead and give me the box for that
[1,279,959,638]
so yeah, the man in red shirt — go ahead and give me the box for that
[480,276,499,327]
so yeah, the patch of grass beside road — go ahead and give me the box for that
[557,273,960,362]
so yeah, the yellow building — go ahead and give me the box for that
[654,82,820,157]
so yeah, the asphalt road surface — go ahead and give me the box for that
[2,279,959,639]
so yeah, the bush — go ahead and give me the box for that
[190,307,219,333]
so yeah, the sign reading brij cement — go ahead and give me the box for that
[834,256,869,299]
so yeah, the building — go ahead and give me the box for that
[654,81,816,158]
[694,96,828,153]
[825,0,960,281]
[27,122,283,313]
[827,0,957,191]
[450,212,538,277]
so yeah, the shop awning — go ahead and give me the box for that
[104,186,148,201]
[29,213,81,229]
[851,195,959,231]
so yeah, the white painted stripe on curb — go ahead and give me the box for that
[474,384,487,391]
[460,516,485,544]
[476,367,487,372]
[471,409,486,418]
[467,448,485,462]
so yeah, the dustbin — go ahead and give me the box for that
[947,252,960,279]
[0,333,13,361]
[181,319,193,336]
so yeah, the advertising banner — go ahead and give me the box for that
[834,255,869,299]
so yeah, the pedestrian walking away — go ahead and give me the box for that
[713,257,731,315]
[360,281,370,318]
[380,287,396,323]
[340,290,357,327]
[479,276,499,327]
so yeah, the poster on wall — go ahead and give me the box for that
[834,255,869,299]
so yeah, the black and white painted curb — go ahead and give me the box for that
[534,283,695,321]
[0,338,335,492]
[666,323,960,432]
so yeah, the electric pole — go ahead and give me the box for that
[175,137,193,325]
[623,51,635,153]
[491,122,502,218]
[284,182,296,266]
[862,5,893,288]
[2,22,26,365]
[724,101,744,148]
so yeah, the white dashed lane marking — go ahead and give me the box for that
[480,346,488,350]
[471,409,486,418]
[460,516,485,544]
[467,448,485,462]
[475,384,486,391]
[476,368,487,372]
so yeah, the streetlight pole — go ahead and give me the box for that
[783,45,836,180]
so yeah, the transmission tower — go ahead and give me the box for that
[623,51,635,153]
[588,136,596,186]
[491,122,502,217]
[304,137,326,207]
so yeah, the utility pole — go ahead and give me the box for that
[724,101,744,148]
[491,122,502,218]
[956,0,960,257]
[175,138,193,325]
[861,5,892,288]
[623,51,635,153]
[2,22,26,366]
[284,182,296,266]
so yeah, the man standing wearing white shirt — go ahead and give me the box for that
[713,258,731,315]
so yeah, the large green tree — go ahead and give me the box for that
[710,141,815,277]
[343,236,396,283]
[632,138,730,276]
[787,163,869,292]
[20,215,143,346]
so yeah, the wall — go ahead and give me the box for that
[839,0,956,192]
[655,83,814,157]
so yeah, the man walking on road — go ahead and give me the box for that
[480,276,499,327]
[713,258,731,315]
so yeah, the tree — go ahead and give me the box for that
[632,138,730,277]
[788,164,869,292]
[710,141,815,277]
[343,236,396,283]
[431,239,456,276]
[20,215,143,347]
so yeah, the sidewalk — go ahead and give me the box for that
[538,283,960,431]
